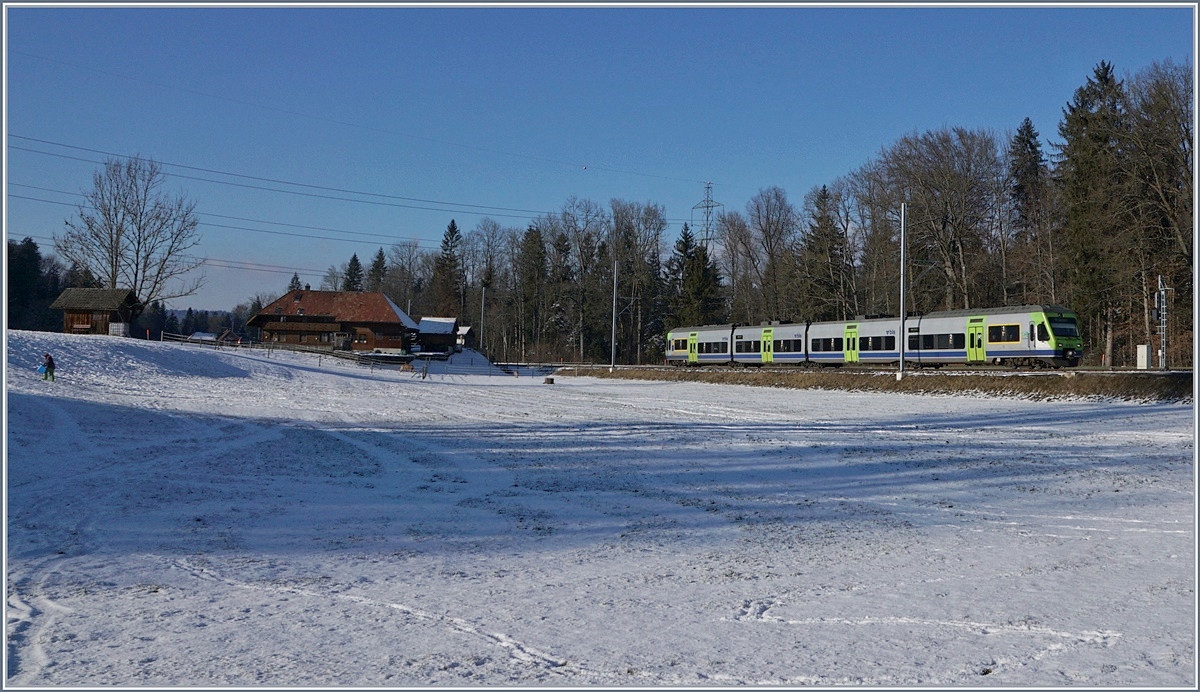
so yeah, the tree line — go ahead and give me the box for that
[303,60,1189,367]
[11,59,1189,367]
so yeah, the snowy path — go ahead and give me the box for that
[5,331,1194,686]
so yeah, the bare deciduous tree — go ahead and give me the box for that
[55,156,204,318]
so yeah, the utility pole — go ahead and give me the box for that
[610,257,618,372]
[480,285,485,357]
[897,203,907,381]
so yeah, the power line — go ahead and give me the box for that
[9,50,712,187]
[8,189,440,248]
[9,136,702,225]
[11,135,551,215]
[12,231,327,278]
[13,182,434,243]
[9,141,547,221]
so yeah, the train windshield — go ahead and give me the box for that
[1048,317,1080,338]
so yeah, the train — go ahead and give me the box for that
[665,304,1084,369]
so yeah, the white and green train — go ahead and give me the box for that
[665,305,1083,369]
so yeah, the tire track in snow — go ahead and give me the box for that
[170,558,574,675]
[6,580,75,685]
[728,597,1121,678]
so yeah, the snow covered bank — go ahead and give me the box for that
[5,330,1195,686]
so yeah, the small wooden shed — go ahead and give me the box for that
[417,317,459,354]
[49,288,141,335]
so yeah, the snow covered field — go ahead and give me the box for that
[5,330,1195,687]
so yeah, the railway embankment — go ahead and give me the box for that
[560,366,1194,402]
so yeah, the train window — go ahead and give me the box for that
[909,335,919,350]
[857,335,895,351]
[952,333,965,349]
[1037,323,1049,341]
[735,341,744,353]
[752,340,761,353]
[936,334,950,349]
[1049,317,1079,337]
[811,337,845,352]
[988,325,1020,343]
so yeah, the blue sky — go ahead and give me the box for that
[4,3,1194,312]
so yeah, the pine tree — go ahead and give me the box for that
[367,248,387,293]
[511,226,546,357]
[430,220,464,315]
[798,185,854,321]
[341,253,365,292]
[1055,61,1129,362]
[181,307,197,335]
[667,224,724,328]
[288,273,303,292]
[1007,118,1056,302]
[7,237,42,330]
[137,301,168,340]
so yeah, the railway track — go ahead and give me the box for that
[557,364,1193,401]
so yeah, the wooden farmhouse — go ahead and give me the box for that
[49,288,141,336]
[247,289,419,352]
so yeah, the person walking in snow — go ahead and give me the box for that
[42,353,55,382]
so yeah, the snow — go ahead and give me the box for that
[418,317,458,335]
[5,330,1195,686]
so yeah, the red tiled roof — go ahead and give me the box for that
[249,290,418,329]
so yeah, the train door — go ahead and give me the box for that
[967,319,986,364]
[687,332,698,364]
[762,327,774,364]
[843,324,859,364]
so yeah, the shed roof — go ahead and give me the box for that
[49,288,140,311]
[249,290,418,330]
[419,317,458,334]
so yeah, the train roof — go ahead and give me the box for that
[920,304,1076,319]
[666,324,736,333]
[668,306,1077,335]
